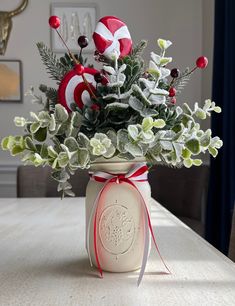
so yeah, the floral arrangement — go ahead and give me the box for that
[1,16,222,197]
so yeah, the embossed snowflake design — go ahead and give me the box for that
[99,205,135,255]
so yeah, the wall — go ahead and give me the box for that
[0,0,214,196]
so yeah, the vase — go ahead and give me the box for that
[85,157,151,273]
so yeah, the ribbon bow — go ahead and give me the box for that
[87,163,170,285]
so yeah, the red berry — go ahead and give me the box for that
[169,87,177,97]
[170,68,180,78]
[91,104,100,111]
[94,72,103,83]
[74,64,85,75]
[77,36,89,48]
[49,16,60,29]
[171,97,177,104]
[196,56,208,69]
[101,77,108,85]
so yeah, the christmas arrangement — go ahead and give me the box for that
[1,15,222,197]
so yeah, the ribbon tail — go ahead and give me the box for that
[86,179,112,276]
[94,206,103,278]
[137,203,150,286]
[146,207,171,274]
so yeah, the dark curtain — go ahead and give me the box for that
[206,0,235,254]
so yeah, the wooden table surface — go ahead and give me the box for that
[0,198,235,306]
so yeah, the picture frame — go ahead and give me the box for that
[0,60,23,103]
[50,3,98,53]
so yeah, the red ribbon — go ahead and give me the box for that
[87,163,170,285]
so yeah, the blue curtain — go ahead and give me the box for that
[206,0,235,254]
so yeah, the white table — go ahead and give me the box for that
[0,198,235,306]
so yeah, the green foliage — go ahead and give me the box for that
[1,38,223,196]
[37,42,68,82]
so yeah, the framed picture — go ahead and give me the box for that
[0,60,23,103]
[50,3,98,53]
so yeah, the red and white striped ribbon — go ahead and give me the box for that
[87,163,170,286]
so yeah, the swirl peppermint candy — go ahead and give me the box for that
[58,67,98,112]
[93,16,132,59]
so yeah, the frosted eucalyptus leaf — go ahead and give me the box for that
[214,106,222,113]
[25,137,36,151]
[183,158,193,168]
[77,148,89,167]
[58,152,69,167]
[107,130,117,147]
[173,142,183,160]
[149,88,169,96]
[117,129,129,152]
[103,145,115,158]
[125,142,143,156]
[210,136,223,148]
[148,61,161,78]
[160,67,170,79]
[160,57,172,65]
[149,143,162,158]
[128,125,139,140]
[103,90,132,100]
[11,145,25,156]
[153,119,166,128]
[141,130,154,143]
[52,170,70,183]
[142,117,153,132]
[129,96,144,111]
[33,127,47,142]
[182,148,191,159]
[117,152,135,160]
[1,137,11,150]
[103,65,116,75]
[32,153,44,166]
[150,52,161,65]
[119,64,127,73]
[147,92,166,105]
[64,189,75,197]
[192,159,202,166]
[105,102,129,111]
[203,99,212,110]
[47,146,58,158]
[208,146,218,157]
[14,117,26,127]
[185,138,200,155]
[77,132,90,148]
[49,114,56,131]
[160,140,173,151]
[200,133,211,147]
[64,137,79,151]
[30,122,41,134]
[195,108,206,120]
[182,103,193,115]
[55,104,68,122]
[157,39,172,50]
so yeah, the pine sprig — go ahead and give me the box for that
[131,40,148,57]
[39,85,58,104]
[173,68,191,94]
[37,42,67,81]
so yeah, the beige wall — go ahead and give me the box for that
[0,0,214,167]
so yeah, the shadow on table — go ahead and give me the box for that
[33,257,98,279]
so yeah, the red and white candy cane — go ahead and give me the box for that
[93,16,132,59]
[58,67,98,112]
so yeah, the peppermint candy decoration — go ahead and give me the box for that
[58,67,98,111]
[93,16,132,59]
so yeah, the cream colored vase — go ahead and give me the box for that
[85,157,151,272]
